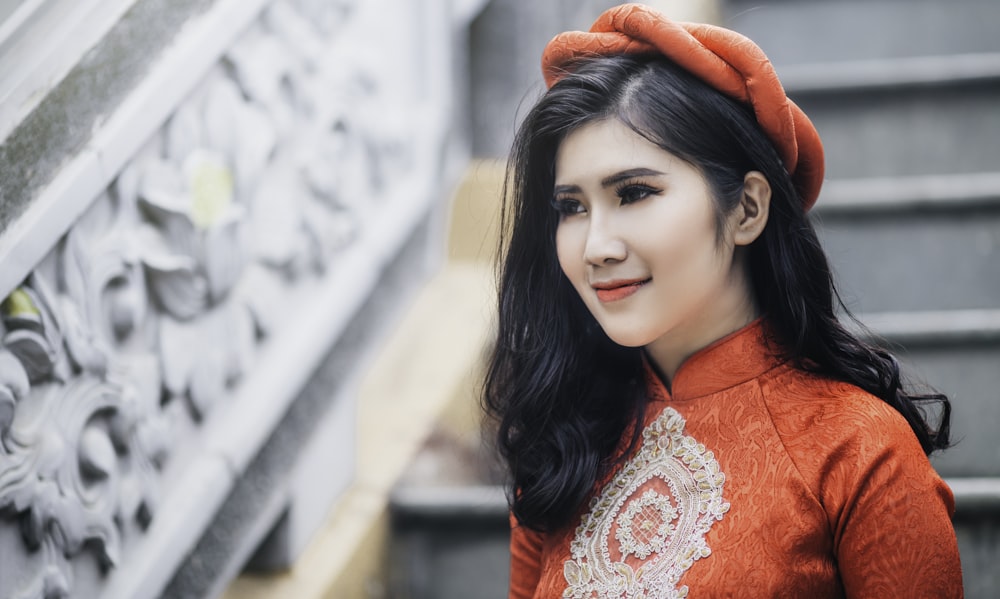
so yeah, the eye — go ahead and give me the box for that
[616,183,659,205]
[551,197,585,216]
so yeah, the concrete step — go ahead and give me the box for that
[950,478,1000,598]
[856,309,1000,478]
[389,486,510,599]
[813,173,1000,313]
[781,57,1000,179]
[950,477,1000,515]
[388,479,1000,599]
[780,53,1000,96]
[816,172,1000,214]
[859,309,1000,346]
[722,0,1000,65]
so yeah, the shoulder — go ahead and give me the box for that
[754,364,961,593]
[757,362,920,455]
[754,363,945,514]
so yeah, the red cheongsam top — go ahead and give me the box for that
[508,320,963,598]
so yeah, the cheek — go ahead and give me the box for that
[555,223,583,281]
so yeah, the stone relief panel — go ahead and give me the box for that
[0,0,424,595]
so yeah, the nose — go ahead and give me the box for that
[583,216,627,266]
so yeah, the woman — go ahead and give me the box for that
[482,4,963,598]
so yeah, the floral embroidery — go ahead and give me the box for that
[563,407,730,598]
[615,488,679,560]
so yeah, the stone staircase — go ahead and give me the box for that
[730,1,1000,595]
[388,1,1000,597]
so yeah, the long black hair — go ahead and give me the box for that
[482,54,951,533]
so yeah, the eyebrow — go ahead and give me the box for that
[553,167,666,195]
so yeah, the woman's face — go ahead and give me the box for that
[553,118,758,376]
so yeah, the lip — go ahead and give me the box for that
[591,278,650,303]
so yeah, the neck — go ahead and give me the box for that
[645,267,758,385]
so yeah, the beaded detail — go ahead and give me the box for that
[563,407,730,598]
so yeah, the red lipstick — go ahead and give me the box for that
[592,278,649,303]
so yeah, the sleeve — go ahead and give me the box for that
[508,512,544,599]
[827,408,963,598]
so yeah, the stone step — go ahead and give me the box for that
[782,59,1000,179]
[389,480,1000,599]
[816,172,1000,215]
[389,486,510,599]
[780,53,1000,96]
[950,478,1000,598]
[722,0,1000,65]
[813,173,1000,313]
[856,309,1000,478]
[859,309,1000,347]
[950,477,1000,515]
[390,478,1000,519]
[391,485,509,520]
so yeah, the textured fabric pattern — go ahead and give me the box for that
[540,3,825,211]
[508,321,963,598]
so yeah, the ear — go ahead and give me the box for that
[732,171,771,246]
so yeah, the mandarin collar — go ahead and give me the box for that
[643,318,785,402]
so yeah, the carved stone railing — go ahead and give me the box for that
[0,0,474,597]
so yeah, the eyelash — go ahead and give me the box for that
[551,181,661,216]
[615,181,660,205]
[551,197,584,216]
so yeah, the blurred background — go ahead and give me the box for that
[0,0,997,597]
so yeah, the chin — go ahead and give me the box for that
[599,326,656,349]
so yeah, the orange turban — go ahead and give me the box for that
[542,3,824,210]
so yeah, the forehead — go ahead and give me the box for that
[554,118,679,184]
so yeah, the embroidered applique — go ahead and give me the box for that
[563,407,730,598]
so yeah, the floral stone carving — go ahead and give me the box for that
[1,224,170,597]
[0,0,418,595]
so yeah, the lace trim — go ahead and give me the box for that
[563,407,730,598]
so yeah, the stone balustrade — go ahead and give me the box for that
[0,0,478,596]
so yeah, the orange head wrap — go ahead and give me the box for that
[541,3,824,210]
